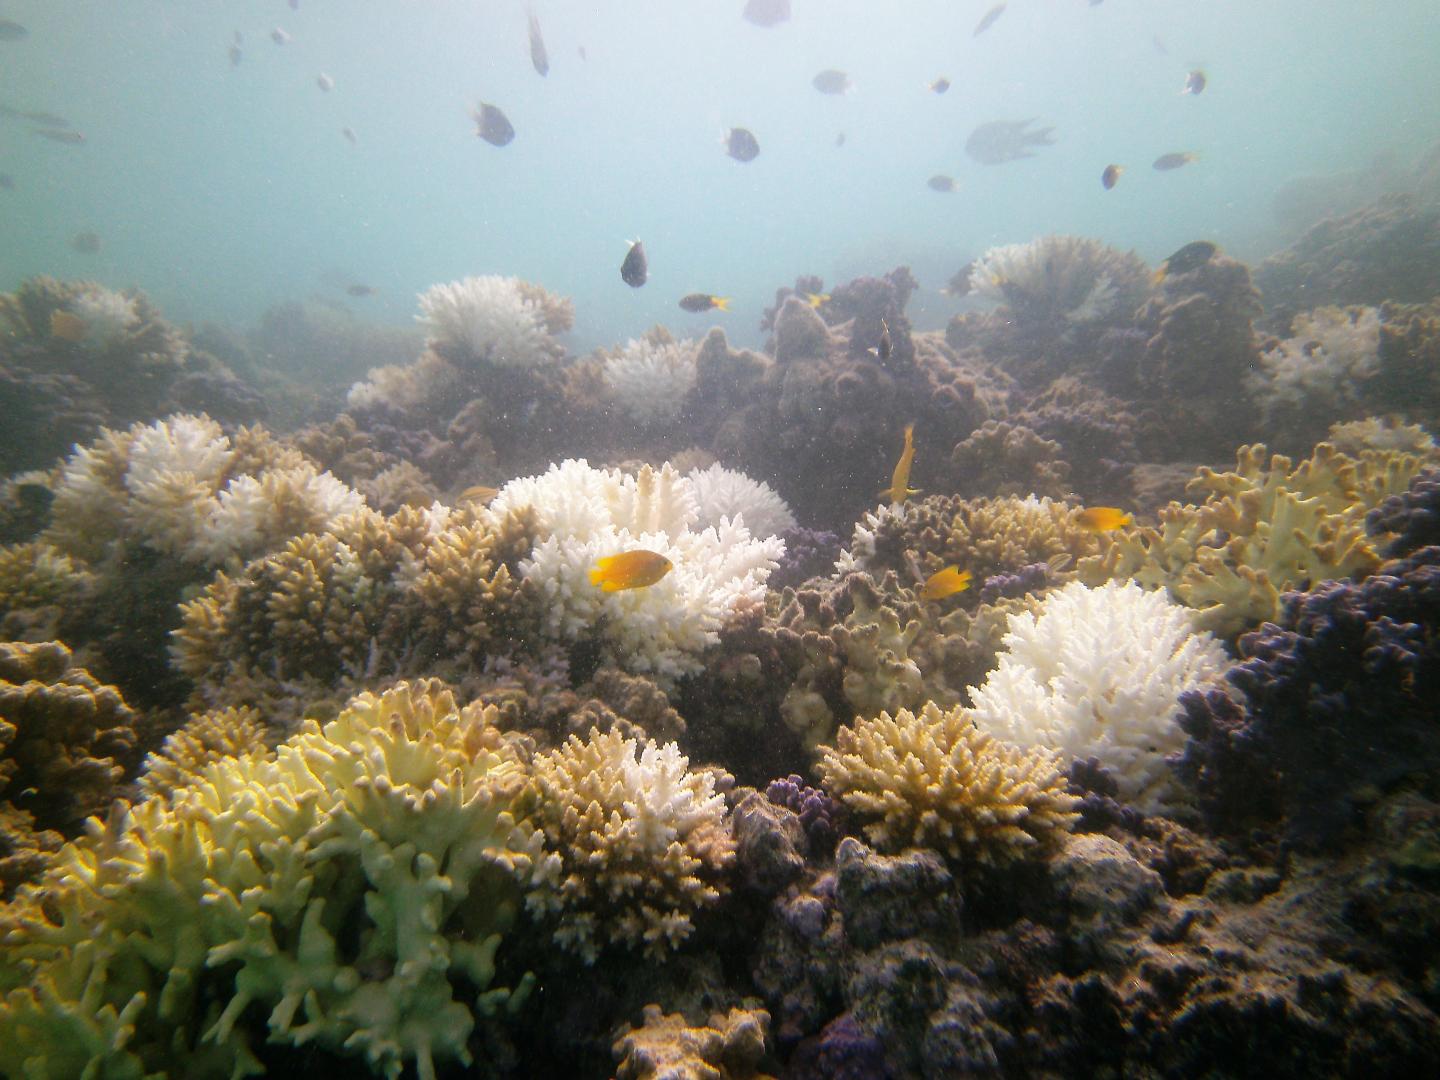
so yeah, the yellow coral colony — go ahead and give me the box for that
[817,702,1078,864]
[0,681,549,1080]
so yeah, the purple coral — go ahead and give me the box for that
[785,1013,892,1080]
[1217,546,1440,845]
[766,774,846,857]
[1367,466,1440,556]
[978,561,1052,605]
[772,528,843,590]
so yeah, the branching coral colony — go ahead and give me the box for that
[5,203,1440,1080]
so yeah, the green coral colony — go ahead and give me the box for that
[5,16,1440,1080]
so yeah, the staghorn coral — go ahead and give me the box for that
[817,701,1078,865]
[524,727,735,962]
[612,1003,776,1080]
[172,501,539,718]
[968,580,1230,813]
[494,459,784,684]
[0,641,138,836]
[0,542,93,637]
[0,680,549,1080]
[135,705,269,799]
[1080,441,1429,635]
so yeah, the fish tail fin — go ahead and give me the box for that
[714,297,731,311]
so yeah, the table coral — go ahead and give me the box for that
[524,728,735,962]
[968,580,1230,813]
[613,1003,776,1080]
[0,680,548,1080]
[817,702,1078,866]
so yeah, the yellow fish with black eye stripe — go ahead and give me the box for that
[589,550,674,592]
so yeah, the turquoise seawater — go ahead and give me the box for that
[1,0,1437,351]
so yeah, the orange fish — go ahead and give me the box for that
[1075,507,1133,532]
[882,424,920,505]
[805,292,830,308]
[920,566,972,601]
[49,309,86,343]
[589,550,674,592]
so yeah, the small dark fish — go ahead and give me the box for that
[317,73,334,92]
[21,110,70,128]
[1156,241,1218,280]
[346,284,377,298]
[812,69,852,95]
[342,127,358,145]
[71,231,101,255]
[1182,69,1207,95]
[679,293,730,313]
[0,173,14,190]
[725,127,760,162]
[621,240,648,288]
[1153,151,1197,171]
[1101,164,1125,190]
[31,128,84,144]
[927,78,951,94]
[528,11,549,76]
[965,118,1055,165]
[868,319,893,363]
[742,0,791,28]
[0,19,27,41]
[228,43,243,67]
[927,174,959,193]
[473,102,515,147]
[835,132,846,148]
[271,27,291,46]
[974,4,1007,36]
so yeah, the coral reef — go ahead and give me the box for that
[0,278,259,473]
[969,580,1230,813]
[687,463,797,538]
[135,704,269,799]
[172,501,539,717]
[524,728,735,962]
[1211,543,1440,845]
[602,332,701,424]
[0,680,548,1080]
[494,459,784,684]
[1080,441,1428,635]
[817,702,1078,865]
[1255,192,1440,333]
[612,1003,776,1080]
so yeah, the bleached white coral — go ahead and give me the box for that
[70,285,139,349]
[43,415,366,568]
[968,580,1230,813]
[1248,305,1381,417]
[603,337,699,423]
[686,464,796,538]
[492,459,784,683]
[967,235,1147,326]
[416,274,556,367]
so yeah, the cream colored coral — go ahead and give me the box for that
[0,681,547,1080]
[136,705,268,798]
[525,728,735,962]
[818,701,1077,864]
